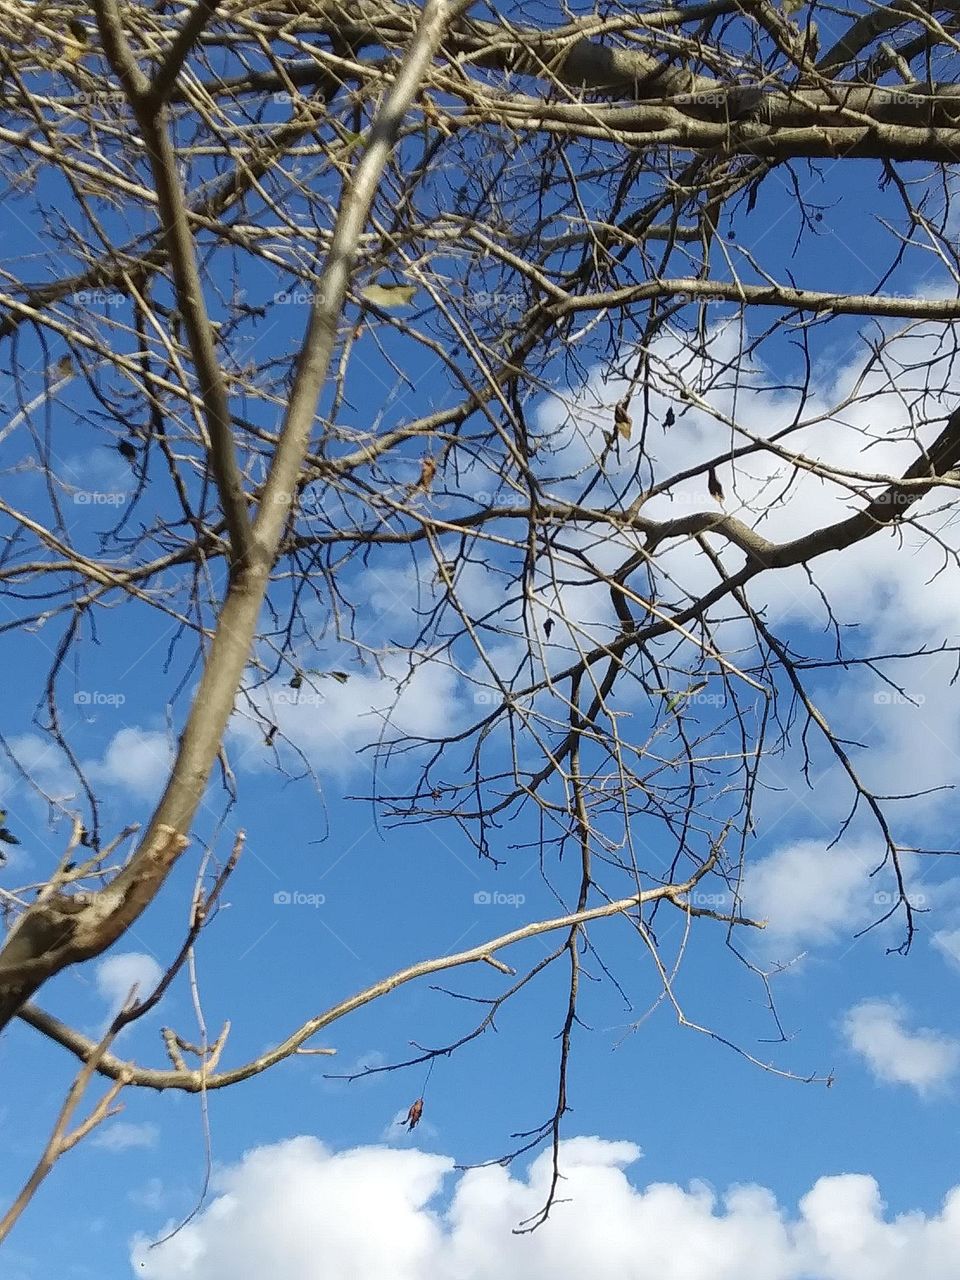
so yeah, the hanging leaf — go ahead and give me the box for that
[328,671,350,684]
[411,455,436,494]
[289,671,303,689]
[360,282,417,309]
[614,398,632,440]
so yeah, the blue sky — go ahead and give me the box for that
[3,8,960,1276]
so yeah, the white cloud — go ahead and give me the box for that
[132,1136,960,1280]
[741,840,878,951]
[92,1121,159,1152]
[842,998,960,1095]
[86,727,175,800]
[521,318,960,839]
[7,733,76,802]
[537,320,960,640]
[95,952,163,1012]
[233,653,465,778]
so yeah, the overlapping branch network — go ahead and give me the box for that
[0,0,957,1196]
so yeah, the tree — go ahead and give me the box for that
[1,0,959,1243]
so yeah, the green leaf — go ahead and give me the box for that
[360,283,417,309]
[662,680,709,715]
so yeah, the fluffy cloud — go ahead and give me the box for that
[522,318,960,855]
[133,1136,960,1280]
[6,733,76,803]
[95,951,163,1012]
[86,727,175,800]
[544,319,958,622]
[232,652,466,778]
[740,839,880,951]
[842,998,960,1095]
